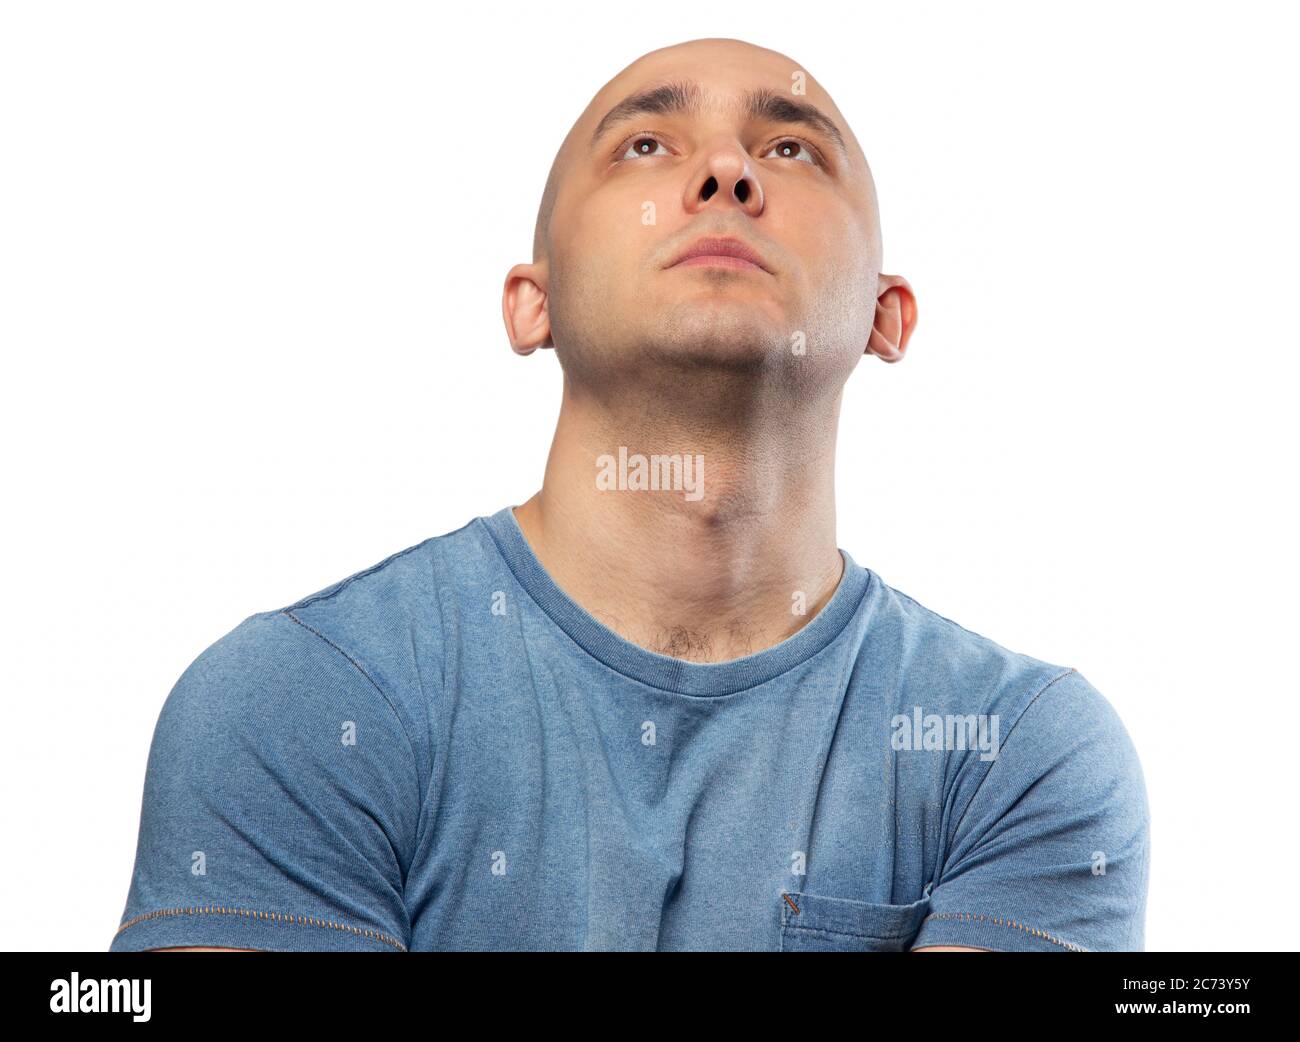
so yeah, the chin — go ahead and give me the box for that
[649,299,787,370]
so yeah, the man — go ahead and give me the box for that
[109,37,1149,952]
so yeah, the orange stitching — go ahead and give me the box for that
[921,911,1087,952]
[113,905,407,952]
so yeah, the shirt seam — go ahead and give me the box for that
[277,609,427,864]
[944,666,1079,842]
[784,922,916,941]
[113,905,408,952]
[283,539,438,614]
[410,540,455,859]
[919,911,1089,952]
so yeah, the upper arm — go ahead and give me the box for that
[110,611,422,953]
[910,669,1150,952]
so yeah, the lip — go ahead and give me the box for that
[666,236,772,274]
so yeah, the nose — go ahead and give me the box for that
[683,143,765,217]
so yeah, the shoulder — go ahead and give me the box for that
[167,513,499,766]
[867,574,1076,721]
[276,513,495,687]
[866,571,1147,812]
[868,578,1150,950]
[275,511,499,653]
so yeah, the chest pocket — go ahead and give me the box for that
[779,890,931,952]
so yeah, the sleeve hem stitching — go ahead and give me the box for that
[114,905,408,951]
[920,911,1089,952]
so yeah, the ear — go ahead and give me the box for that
[502,263,554,355]
[866,275,917,363]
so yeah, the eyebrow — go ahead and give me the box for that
[589,78,849,160]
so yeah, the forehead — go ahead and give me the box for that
[582,41,845,134]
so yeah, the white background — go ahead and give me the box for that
[2,0,1295,952]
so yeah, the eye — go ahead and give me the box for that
[619,135,671,160]
[765,139,817,164]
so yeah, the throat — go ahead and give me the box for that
[649,622,755,663]
[593,598,829,664]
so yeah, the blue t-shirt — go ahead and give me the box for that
[110,505,1150,952]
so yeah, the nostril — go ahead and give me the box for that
[735,180,750,204]
[700,175,718,202]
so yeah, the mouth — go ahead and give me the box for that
[665,236,772,274]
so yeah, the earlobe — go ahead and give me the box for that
[502,263,554,355]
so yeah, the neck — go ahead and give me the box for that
[512,377,845,663]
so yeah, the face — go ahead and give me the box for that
[511,38,898,398]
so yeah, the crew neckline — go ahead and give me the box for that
[478,504,874,697]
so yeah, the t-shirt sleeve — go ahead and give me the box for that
[109,610,423,952]
[911,668,1150,952]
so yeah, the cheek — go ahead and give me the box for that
[566,185,657,265]
[548,203,643,333]
[799,219,864,284]
[770,184,873,274]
